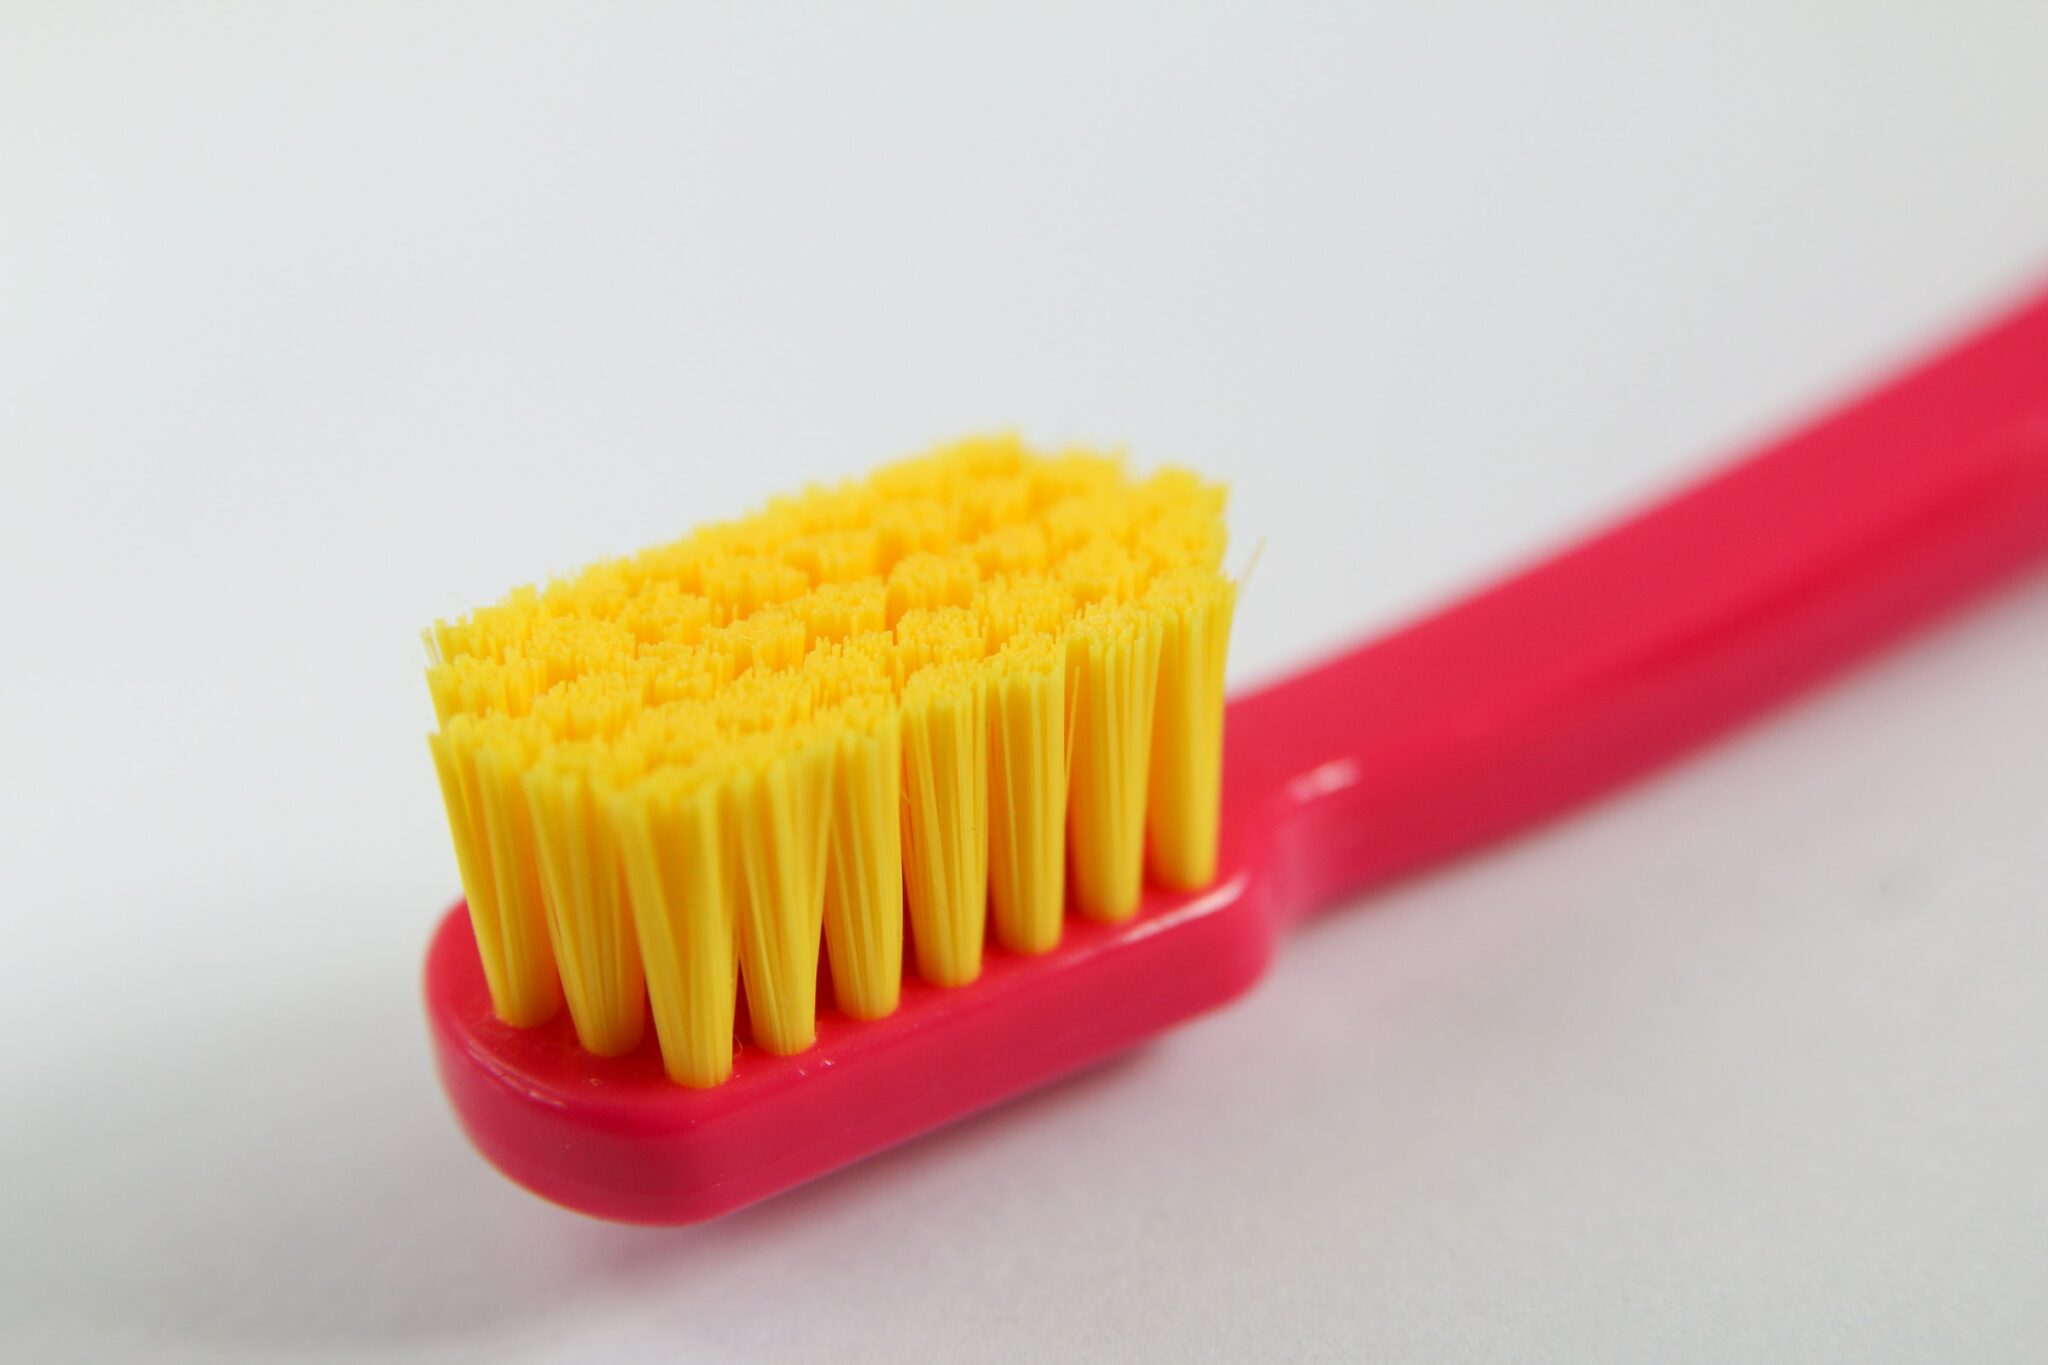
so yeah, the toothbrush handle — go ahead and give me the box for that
[1225,286,2048,929]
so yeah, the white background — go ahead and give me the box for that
[6,5,2047,1362]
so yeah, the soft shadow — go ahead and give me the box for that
[5,971,1156,1351]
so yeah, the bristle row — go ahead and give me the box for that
[426,436,1233,1087]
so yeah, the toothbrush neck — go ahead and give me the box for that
[1223,285,2048,932]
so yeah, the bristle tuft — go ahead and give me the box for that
[1146,573,1238,889]
[1066,603,1165,920]
[900,662,991,987]
[987,633,1069,954]
[424,436,1233,1085]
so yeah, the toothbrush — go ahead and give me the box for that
[425,285,2048,1223]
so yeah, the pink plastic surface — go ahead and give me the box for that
[426,286,2048,1223]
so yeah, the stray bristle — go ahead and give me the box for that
[425,435,1234,1087]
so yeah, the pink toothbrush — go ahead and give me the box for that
[427,284,2048,1223]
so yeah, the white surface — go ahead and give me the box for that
[5,5,2047,1362]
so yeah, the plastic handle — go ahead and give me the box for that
[1224,287,2048,929]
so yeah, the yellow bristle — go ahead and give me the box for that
[471,740,557,993]
[423,434,1234,1087]
[641,641,736,706]
[524,759,647,1056]
[885,551,980,626]
[615,584,714,648]
[728,735,834,1054]
[528,672,646,743]
[975,577,1074,649]
[700,555,811,625]
[710,667,815,736]
[614,774,741,1088]
[1047,492,1139,559]
[1058,538,1149,606]
[429,727,560,1027]
[1027,448,1126,511]
[1146,573,1238,889]
[871,500,955,568]
[782,528,883,586]
[427,587,536,664]
[706,606,807,676]
[892,604,986,684]
[823,701,904,1019]
[794,580,887,643]
[540,562,634,620]
[987,633,1070,954]
[901,662,991,986]
[1066,602,1164,920]
[968,522,1052,578]
[425,652,542,727]
[452,720,567,1024]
